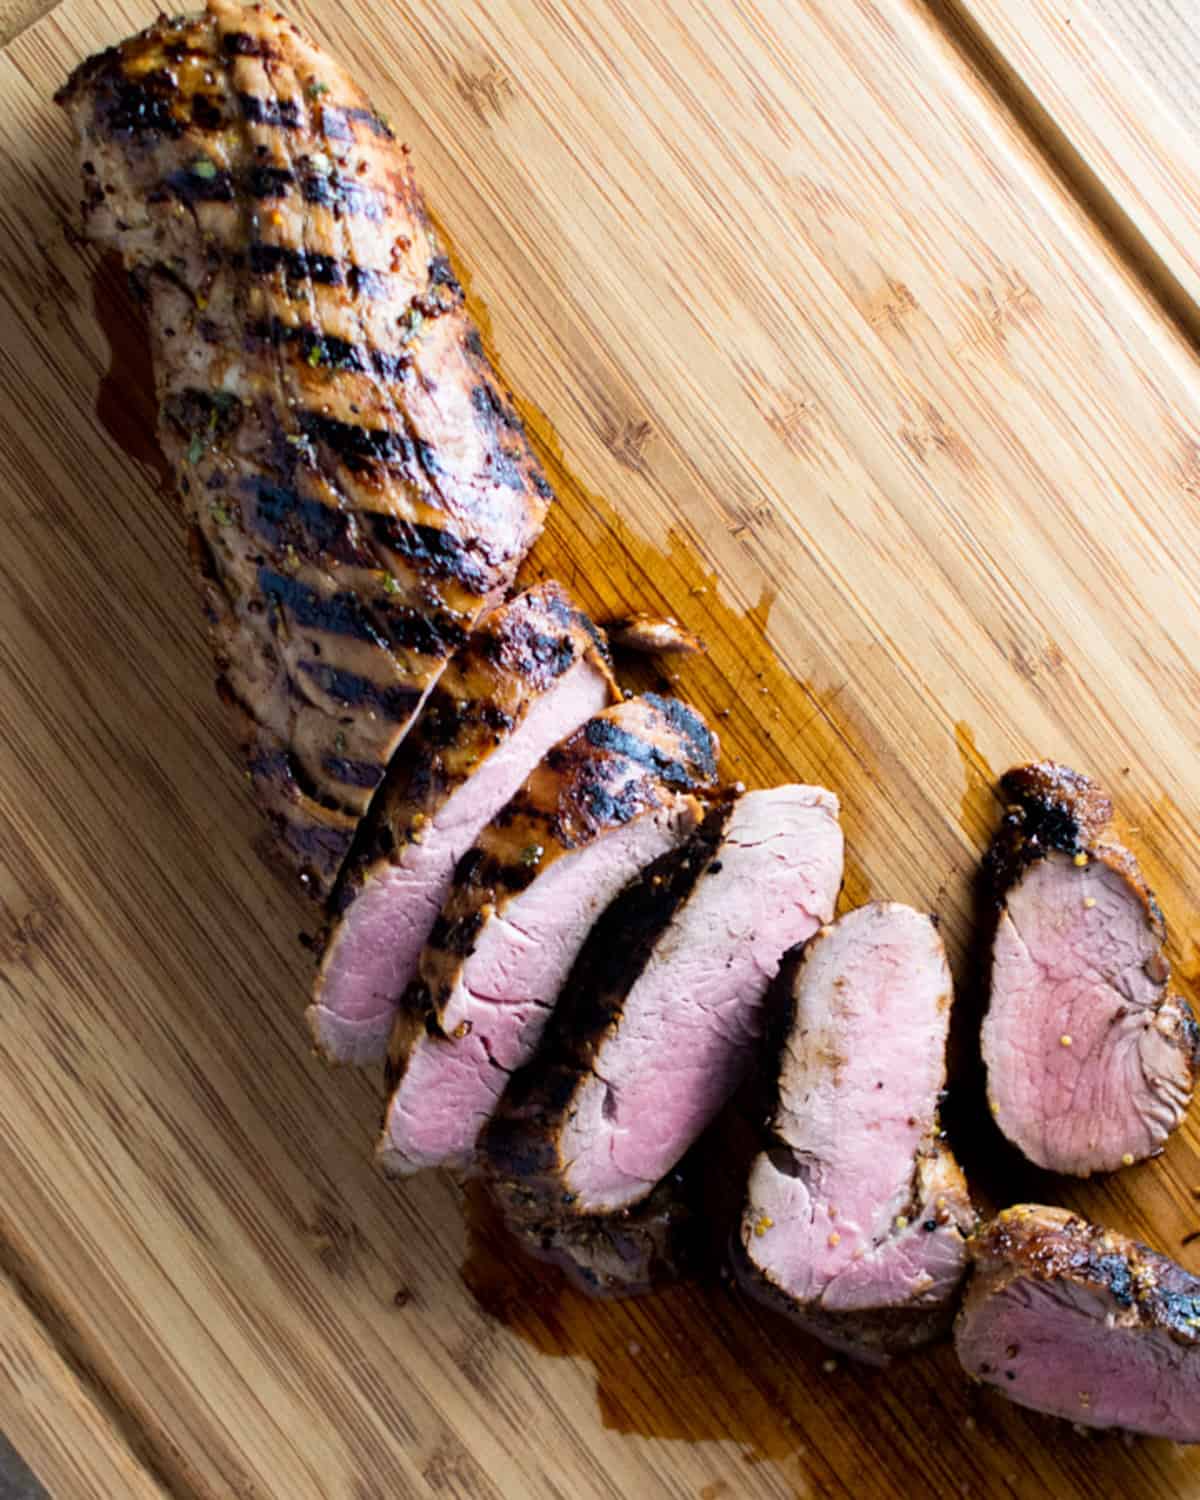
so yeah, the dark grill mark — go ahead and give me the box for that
[245,480,366,565]
[238,92,302,128]
[222,31,281,58]
[298,660,420,722]
[428,909,485,958]
[247,164,294,198]
[429,254,460,289]
[571,768,652,832]
[248,242,343,286]
[95,77,183,137]
[302,172,386,220]
[516,629,580,679]
[320,104,394,141]
[247,246,391,298]
[368,515,492,591]
[248,317,408,381]
[490,451,528,490]
[322,756,385,789]
[299,410,412,470]
[191,95,226,131]
[647,692,720,784]
[471,381,522,433]
[263,564,466,657]
[261,568,389,648]
[1094,1253,1135,1308]
[583,701,716,792]
[165,165,235,203]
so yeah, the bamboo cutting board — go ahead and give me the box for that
[3,0,1200,1495]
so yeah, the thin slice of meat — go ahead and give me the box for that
[310,584,616,1065]
[956,1205,1200,1441]
[57,3,550,895]
[737,903,975,1363]
[376,694,720,1176]
[485,785,844,1220]
[982,762,1198,1175]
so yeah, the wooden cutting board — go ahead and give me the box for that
[3,0,1200,1495]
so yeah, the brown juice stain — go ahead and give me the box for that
[460,1179,829,1477]
[955,720,1000,839]
[91,252,172,493]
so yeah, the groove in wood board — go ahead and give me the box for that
[0,1266,167,1499]
[938,0,1200,350]
[3,0,1200,1496]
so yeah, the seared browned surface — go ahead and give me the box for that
[12,0,1200,1494]
[378,693,720,1176]
[984,762,1118,898]
[956,1206,1200,1439]
[500,1165,699,1300]
[482,802,729,1214]
[55,1,550,896]
[331,580,616,912]
[982,762,1199,1174]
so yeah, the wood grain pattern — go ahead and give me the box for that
[944,0,1200,350]
[0,0,54,47]
[0,1269,165,1498]
[4,0,1200,1495]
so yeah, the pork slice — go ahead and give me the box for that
[956,1205,1200,1441]
[376,694,720,1175]
[737,902,975,1362]
[982,762,1198,1175]
[310,584,616,1065]
[485,785,844,1218]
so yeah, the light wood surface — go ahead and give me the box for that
[0,1270,165,1497]
[5,0,1200,1496]
[948,0,1200,341]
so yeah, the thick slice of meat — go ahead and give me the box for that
[982,762,1198,1175]
[485,785,844,1219]
[57,2,550,896]
[376,694,719,1176]
[310,583,616,1065]
[956,1205,1200,1441]
[737,903,974,1363]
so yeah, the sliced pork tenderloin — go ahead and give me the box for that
[58,5,550,896]
[982,762,1198,1176]
[737,903,975,1363]
[956,1205,1200,1441]
[310,584,616,1065]
[376,694,719,1176]
[485,785,844,1222]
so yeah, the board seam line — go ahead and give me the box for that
[918,0,1200,359]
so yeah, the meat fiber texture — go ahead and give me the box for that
[485,785,844,1222]
[57,2,550,896]
[982,763,1198,1175]
[738,903,974,1363]
[956,1206,1200,1441]
[377,694,720,1176]
[311,583,616,1065]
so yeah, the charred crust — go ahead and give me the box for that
[985,761,1114,900]
[482,802,733,1210]
[972,1207,1200,1342]
[491,1164,700,1297]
